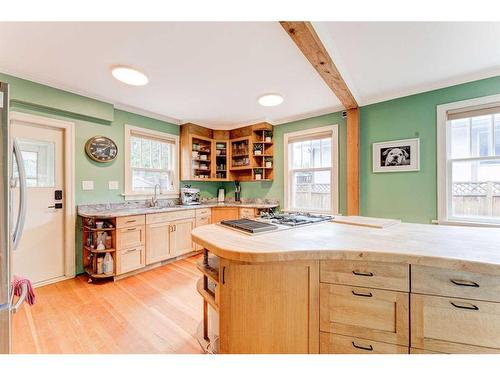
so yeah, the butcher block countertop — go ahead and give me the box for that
[192,220,500,274]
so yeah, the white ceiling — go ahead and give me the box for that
[1,22,500,128]
[0,22,341,128]
[313,22,500,106]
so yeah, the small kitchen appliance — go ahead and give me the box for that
[217,187,225,203]
[180,186,200,205]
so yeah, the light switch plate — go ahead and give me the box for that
[108,181,119,190]
[82,180,94,190]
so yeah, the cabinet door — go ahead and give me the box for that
[219,259,319,354]
[170,218,196,257]
[320,283,409,346]
[411,294,500,353]
[145,222,171,265]
[211,207,239,223]
[116,246,145,275]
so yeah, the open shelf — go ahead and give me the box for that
[197,278,219,312]
[84,246,115,254]
[84,267,114,279]
[196,256,219,283]
[83,226,115,232]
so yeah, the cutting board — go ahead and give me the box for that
[331,216,401,229]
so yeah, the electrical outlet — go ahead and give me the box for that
[108,181,119,190]
[82,180,94,190]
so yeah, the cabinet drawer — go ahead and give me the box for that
[412,265,500,302]
[116,226,145,249]
[320,283,409,346]
[211,207,239,223]
[320,333,408,354]
[116,215,145,228]
[146,209,195,224]
[320,260,409,292]
[196,215,211,227]
[195,208,211,218]
[239,207,256,219]
[411,294,500,352]
[116,246,145,275]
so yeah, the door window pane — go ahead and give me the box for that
[13,139,55,187]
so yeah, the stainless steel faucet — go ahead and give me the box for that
[151,184,160,207]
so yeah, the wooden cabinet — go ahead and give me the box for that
[211,207,239,223]
[411,293,500,353]
[116,214,145,228]
[320,333,408,354]
[219,259,319,354]
[239,207,256,219]
[320,283,409,346]
[145,221,171,265]
[412,265,500,302]
[170,218,196,257]
[116,246,145,275]
[321,260,409,292]
[195,208,212,250]
[116,225,145,250]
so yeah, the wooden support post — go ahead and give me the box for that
[347,108,360,216]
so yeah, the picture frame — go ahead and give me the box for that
[372,138,420,173]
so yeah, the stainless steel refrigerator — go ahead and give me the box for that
[1,82,28,354]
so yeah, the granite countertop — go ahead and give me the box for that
[78,200,279,218]
[192,219,500,274]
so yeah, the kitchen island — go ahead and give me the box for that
[191,219,500,354]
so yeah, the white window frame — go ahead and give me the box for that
[283,124,339,214]
[124,124,180,200]
[437,94,500,227]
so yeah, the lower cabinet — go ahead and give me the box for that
[145,221,171,265]
[211,207,239,223]
[320,283,409,346]
[116,246,145,275]
[170,218,196,257]
[411,294,500,353]
[320,333,408,354]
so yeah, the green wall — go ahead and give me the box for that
[360,75,500,223]
[223,112,348,214]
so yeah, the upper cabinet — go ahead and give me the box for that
[181,122,273,182]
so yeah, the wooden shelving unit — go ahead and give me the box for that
[196,250,220,353]
[180,122,274,182]
[82,216,117,282]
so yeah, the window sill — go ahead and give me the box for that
[433,219,500,228]
[122,192,180,201]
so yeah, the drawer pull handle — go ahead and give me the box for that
[126,220,137,223]
[451,301,479,311]
[352,290,373,298]
[352,270,374,277]
[450,279,479,288]
[125,248,137,254]
[352,341,373,351]
[126,227,137,231]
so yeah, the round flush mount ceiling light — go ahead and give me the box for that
[111,65,149,86]
[258,93,284,107]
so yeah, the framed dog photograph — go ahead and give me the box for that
[372,138,420,173]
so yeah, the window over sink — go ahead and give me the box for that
[284,125,339,214]
[124,125,179,199]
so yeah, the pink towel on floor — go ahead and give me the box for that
[12,276,36,305]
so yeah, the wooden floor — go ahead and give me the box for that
[12,255,204,354]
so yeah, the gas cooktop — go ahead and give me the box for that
[219,212,334,234]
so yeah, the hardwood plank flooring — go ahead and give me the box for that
[12,255,204,354]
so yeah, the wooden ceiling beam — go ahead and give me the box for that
[279,21,358,110]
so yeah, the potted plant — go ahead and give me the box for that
[253,143,263,156]
[264,130,273,143]
[264,157,273,168]
[254,168,263,180]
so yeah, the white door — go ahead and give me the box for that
[12,120,65,286]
